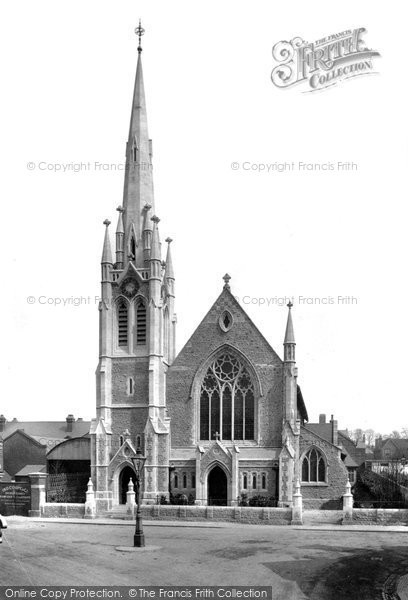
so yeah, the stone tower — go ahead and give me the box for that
[90,23,176,509]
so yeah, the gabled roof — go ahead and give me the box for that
[3,428,46,448]
[14,465,46,477]
[301,425,342,451]
[1,420,90,445]
[0,470,12,482]
[173,286,283,367]
[304,423,334,442]
[384,438,408,453]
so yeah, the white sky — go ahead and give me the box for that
[1,1,407,435]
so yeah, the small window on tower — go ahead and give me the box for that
[252,474,257,490]
[128,377,134,395]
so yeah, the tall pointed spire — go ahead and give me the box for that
[122,20,154,267]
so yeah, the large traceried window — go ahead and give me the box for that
[199,352,255,441]
[301,447,326,483]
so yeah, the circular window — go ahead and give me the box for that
[219,310,233,332]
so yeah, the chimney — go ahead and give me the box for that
[319,414,326,424]
[66,414,75,433]
[0,415,6,433]
[330,414,338,446]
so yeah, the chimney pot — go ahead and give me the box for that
[0,414,6,433]
[319,414,326,424]
[66,414,75,432]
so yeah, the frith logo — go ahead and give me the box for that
[271,28,380,92]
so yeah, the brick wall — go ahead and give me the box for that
[167,289,284,448]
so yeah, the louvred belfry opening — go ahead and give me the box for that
[117,301,128,346]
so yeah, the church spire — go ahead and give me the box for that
[122,20,154,267]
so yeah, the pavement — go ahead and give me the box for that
[0,517,407,599]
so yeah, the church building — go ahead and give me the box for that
[90,25,349,511]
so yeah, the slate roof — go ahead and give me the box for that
[14,465,46,476]
[0,470,12,482]
[1,420,90,444]
[384,438,408,454]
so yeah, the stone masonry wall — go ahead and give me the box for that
[112,358,149,405]
[167,289,284,448]
[300,426,348,509]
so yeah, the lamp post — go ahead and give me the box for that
[131,446,146,547]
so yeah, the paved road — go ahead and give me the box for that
[0,519,408,599]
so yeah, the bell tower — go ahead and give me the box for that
[90,22,176,510]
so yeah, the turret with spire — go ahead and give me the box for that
[284,301,296,362]
[283,301,297,423]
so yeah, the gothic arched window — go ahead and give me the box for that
[136,298,147,345]
[117,300,128,346]
[301,447,326,483]
[199,352,255,441]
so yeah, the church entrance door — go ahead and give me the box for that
[119,465,136,505]
[208,466,228,506]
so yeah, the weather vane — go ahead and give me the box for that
[135,19,145,53]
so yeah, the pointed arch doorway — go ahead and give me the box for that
[208,465,228,506]
[119,465,136,505]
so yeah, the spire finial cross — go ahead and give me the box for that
[223,273,231,290]
[287,301,293,309]
[103,219,111,227]
[165,237,173,244]
[116,205,124,213]
[135,19,145,53]
[215,431,220,441]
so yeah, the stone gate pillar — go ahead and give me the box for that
[28,472,47,518]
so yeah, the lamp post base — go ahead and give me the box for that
[134,533,145,548]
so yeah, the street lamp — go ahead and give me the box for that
[131,446,146,547]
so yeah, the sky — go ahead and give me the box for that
[1,1,407,434]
